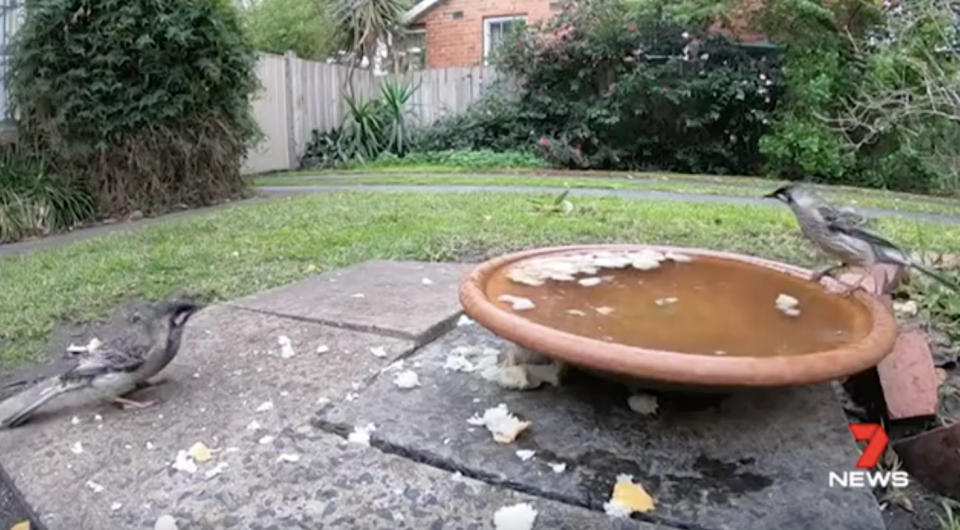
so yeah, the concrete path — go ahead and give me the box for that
[0,197,267,258]
[261,184,960,226]
[0,260,885,529]
[2,178,958,259]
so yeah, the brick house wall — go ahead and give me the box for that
[411,0,560,68]
[405,0,769,69]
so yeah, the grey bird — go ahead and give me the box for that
[765,184,959,294]
[0,301,202,429]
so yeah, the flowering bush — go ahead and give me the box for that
[418,0,783,175]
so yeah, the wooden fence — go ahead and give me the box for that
[242,52,502,174]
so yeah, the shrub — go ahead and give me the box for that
[243,0,339,60]
[300,128,344,169]
[348,149,549,170]
[754,0,960,194]
[10,0,261,216]
[300,78,418,168]
[413,0,782,175]
[410,90,541,153]
[0,149,95,243]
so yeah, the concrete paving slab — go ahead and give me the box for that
[0,464,44,530]
[231,260,475,343]
[320,324,887,530]
[0,305,416,528]
[0,305,661,530]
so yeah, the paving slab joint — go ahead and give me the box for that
[310,416,698,530]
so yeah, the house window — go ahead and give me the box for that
[398,29,427,71]
[483,15,525,64]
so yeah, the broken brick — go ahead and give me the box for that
[892,422,960,499]
[838,264,905,296]
[877,328,939,420]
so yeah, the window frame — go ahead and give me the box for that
[482,15,526,65]
[400,27,427,70]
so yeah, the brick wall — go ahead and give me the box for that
[413,0,769,69]
[418,0,558,68]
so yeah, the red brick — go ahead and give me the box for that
[878,328,939,420]
[837,264,905,297]
[892,422,960,498]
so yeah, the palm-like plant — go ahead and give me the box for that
[379,78,420,155]
[332,0,406,69]
[338,94,385,163]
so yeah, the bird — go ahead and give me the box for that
[765,183,959,294]
[0,300,202,429]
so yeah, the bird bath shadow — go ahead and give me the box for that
[459,245,898,388]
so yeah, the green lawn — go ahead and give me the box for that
[3,191,959,366]
[253,172,960,219]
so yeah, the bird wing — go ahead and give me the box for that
[826,220,911,265]
[66,343,147,379]
[817,205,866,228]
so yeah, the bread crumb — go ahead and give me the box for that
[893,300,918,317]
[566,309,587,317]
[277,335,296,359]
[467,404,531,444]
[187,442,213,463]
[493,503,538,530]
[549,462,567,473]
[393,370,421,389]
[154,515,178,530]
[171,451,197,474]
[444,353,477,372]
[578,277,603,287]
[370,346,388,358]
[498,294,536,311]
[665,251,693,263]
[627,394,658,415]
[515,450,536,461]
[603,474,655,517]
[348,423,377,446]
[595,306,615,315]
[775,293,800,312]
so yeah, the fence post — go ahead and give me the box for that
[283,51,298,169]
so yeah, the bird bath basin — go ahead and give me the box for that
[458,245,898,387]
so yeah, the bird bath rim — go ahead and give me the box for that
[458,244,899,387]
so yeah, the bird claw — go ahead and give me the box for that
[135,377,168,390]
[113,397,157,410]
[810,264,843,283]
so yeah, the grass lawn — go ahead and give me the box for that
[253,172,960,219]
[3,191,959,366]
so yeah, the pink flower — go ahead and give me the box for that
[539,137,551,147]
[627,22,637,32]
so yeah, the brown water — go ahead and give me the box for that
[486,254,872,357]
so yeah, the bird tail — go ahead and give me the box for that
[0,377,83,428]
[909,261,960,293]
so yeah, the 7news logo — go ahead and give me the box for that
[828,423,909,488]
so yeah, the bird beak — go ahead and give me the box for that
[763,190,779,199]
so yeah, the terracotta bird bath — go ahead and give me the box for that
[458,245,898,387]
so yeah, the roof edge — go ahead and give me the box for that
[400,0,444,25]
